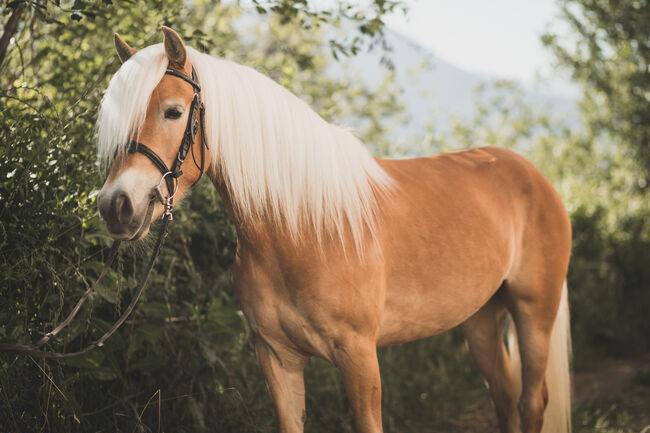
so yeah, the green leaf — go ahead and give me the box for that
[139,302,170,319]
[88,366,119,381]
[126,355,165,373]
[63,349,106,369]
[94,280,118,303]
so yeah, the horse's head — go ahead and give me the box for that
[98,27,210,240]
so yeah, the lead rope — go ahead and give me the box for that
[0,215,171,358]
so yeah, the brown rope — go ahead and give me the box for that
[0,215,170,359]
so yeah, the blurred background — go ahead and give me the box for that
[0,0,648,432]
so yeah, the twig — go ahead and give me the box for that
[130,389,162,433]
[29,357,81,424]
[29,358,69,403]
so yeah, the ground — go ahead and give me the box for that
[425,354,650,433]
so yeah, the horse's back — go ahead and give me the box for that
[378,146,569,253]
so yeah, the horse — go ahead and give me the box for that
[97,27,572,433]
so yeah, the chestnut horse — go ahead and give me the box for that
[97,28,572,433]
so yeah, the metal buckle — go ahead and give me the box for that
[154,172,179,220]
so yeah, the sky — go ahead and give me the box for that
[384,0,564,84]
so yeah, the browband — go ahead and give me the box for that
[165,68,201,91]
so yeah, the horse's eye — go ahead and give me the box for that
[164,108,182,119]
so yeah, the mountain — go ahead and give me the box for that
[335,29,578,138]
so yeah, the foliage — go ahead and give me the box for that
[542,0,650,177]
[0,0,407,75]
[573,396,650,433]
[539,0,650,364]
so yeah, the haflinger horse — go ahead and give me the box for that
[97,27,572,433]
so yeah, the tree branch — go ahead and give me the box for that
[0,2,27,75]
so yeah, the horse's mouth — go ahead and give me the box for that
[129,197,156,241]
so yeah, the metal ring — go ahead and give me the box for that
[157,171,179,199]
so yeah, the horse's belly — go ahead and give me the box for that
[377,267,506,346]
[376,216,512,346]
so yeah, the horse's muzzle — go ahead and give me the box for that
[98,188,154,240]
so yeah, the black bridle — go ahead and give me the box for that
[0,67,208,358]
[129,67,209,215]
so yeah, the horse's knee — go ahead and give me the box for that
[518,383,548,433]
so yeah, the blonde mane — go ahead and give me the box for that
[97,44,393,250]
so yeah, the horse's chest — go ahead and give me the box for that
[232,263,334,357]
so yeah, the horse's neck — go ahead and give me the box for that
[207,169,270,247]
[209,170,236,220]
[205,159,374,263]
[207,168,334,262]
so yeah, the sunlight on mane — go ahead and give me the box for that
[96,44,393,251]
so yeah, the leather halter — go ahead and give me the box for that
[127,66,209,217]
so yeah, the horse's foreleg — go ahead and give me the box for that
[461,292,519,433]
[255,336,309,433]
[333,337,383,433]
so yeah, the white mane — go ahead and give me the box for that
[97,44,393,250]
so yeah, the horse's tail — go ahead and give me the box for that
[507,280,572,433]
[542,280,572,433]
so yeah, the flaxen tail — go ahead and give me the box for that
[507,280,572,433]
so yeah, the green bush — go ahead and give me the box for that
[569,206,650,368]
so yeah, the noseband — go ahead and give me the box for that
[0,66,209,358]
[127,67,209,220]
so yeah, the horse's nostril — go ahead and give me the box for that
[115,192,134,225]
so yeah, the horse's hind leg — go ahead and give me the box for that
[505,273,566,433]
[461,290,519,433]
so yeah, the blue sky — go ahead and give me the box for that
[384,0,563,84]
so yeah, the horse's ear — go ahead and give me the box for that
[114,33,137,63]
[161,26,187,70]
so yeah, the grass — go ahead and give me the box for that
[573,398,650,433]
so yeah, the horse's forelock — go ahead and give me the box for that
[96,44,168,166]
